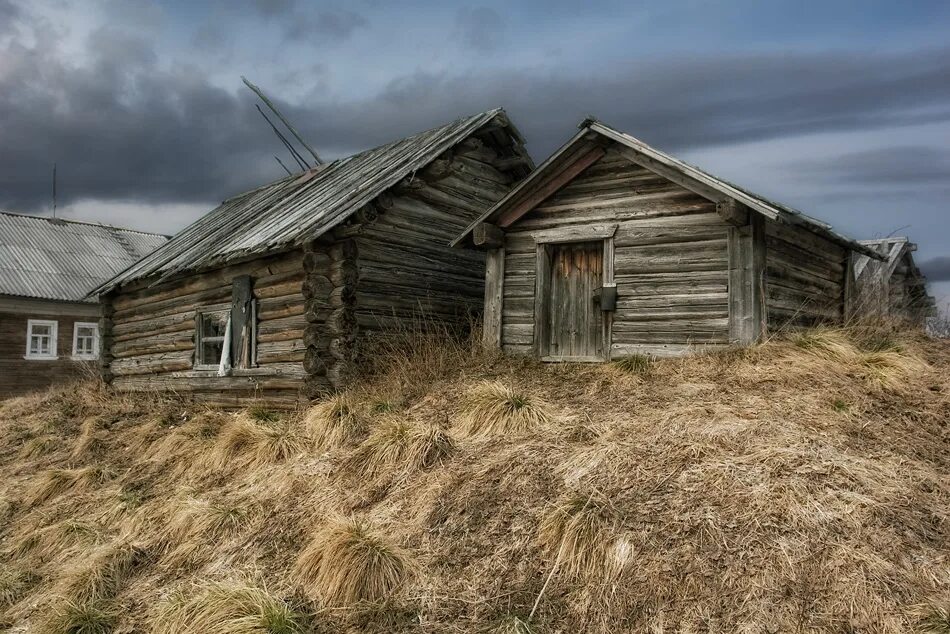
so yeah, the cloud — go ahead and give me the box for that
[790,146,950,186]
[2,3,950,220]
[920,256,950,282]
[455,6,505,52]
[283,8,367,42]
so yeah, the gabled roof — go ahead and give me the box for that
[0,212,167,304]
[95,109,522,294]
[452,117,883,260]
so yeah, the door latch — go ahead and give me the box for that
[593,283,617,311]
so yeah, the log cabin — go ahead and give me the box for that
[852,237,935,326]
[0,212,167,398]
[453,117,888,360]
[91,109,531,408]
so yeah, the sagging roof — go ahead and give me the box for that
[452,117,883,260]
[0,211,168,304]
[94,109,522,295]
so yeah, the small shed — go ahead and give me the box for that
[852,238,935,326]
[0,212,167,398]
[92,110,531,408]
[453,117,885,360]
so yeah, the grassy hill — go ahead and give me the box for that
[1,326,948,633]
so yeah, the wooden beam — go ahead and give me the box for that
[483,248,505,349]
[498,146,606,228]
[474,222,505,248]
[727,215,765,345]
[716,199,749,226]
[616,146,729,207]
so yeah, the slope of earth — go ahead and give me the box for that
[0,326,948,633]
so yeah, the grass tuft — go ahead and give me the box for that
[293,517,411,607]
[347,417,454,478]
[151,581,304,634]
[537,490,619,579]
[917,602,950,634]
[790,327,859,362]
[211,415,302,468]
[40,599,118,634]
[612,354,654,375]
[247,406,280,424]
[23,466,110,507]
[456,381,552,437]
[304,394,367,450]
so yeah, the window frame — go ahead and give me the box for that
[194,307,230,370]
[72,321,100,360]
[25,319,58,360]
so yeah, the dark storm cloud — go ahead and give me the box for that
[455,6,505,52]
[247,0,367,42]
[791,146,950,186]
[283,9,367,42]
[920,257,950,282]
[3,8,950,214]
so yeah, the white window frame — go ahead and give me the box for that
[72,322,100,360]
[194,308,230,370]
[25,319,58,360]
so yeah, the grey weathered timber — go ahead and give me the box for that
[851,238,935,325]
[483,248,505,348]
[474,222,505,248]
[96,110,529,407]
[454,116,888,362]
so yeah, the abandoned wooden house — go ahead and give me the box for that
[453,117,888,360]
[852,237,935,325]
[0,212,167,398]
[92,109,531,408]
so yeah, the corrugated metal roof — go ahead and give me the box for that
[95,109,510,294]
[0,212,168,303]
[454,117,884,260]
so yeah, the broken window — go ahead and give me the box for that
[195,309,229,368]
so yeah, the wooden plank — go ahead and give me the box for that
[498,146,606,227]
[474,222,505,248]
[483,247,505,348]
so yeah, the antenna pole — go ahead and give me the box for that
[256,104,310,171]
[242,75,323,165]
[52,163,57,218]
[274,156,293,176]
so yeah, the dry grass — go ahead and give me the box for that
[293,517,412,606]
[0,325,948,632]
[455,380,553,437]
[304,393,367,450]
[612,353,654,375]
[23,466,110,507]
[151,580,304,634]
[347,417,454,479]
[537,490,620,579]
[917,602,950,634]
[210,414,303,469]
[39,599,118,634]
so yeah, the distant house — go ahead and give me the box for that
[852,237,935,325]
[92,110,531,408]
[453,117,888,360]
[0,212,167,398]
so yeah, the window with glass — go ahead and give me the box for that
[25,319,58,359]
[196,309,229,368]
[73,322,99,359]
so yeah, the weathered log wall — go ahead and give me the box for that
[351,136,514,339]
[106,250,309,408]
[764,222,848,329]
[499,146,732,358]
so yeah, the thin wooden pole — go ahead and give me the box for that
[242,75,323,165]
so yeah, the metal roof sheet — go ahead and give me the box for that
[95,109,509,294]
[0,212,168,303]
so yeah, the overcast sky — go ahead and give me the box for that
[2,0,949,305]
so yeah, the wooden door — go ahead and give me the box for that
[542,241,604,360]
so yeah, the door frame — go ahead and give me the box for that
[531,224,617,362]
